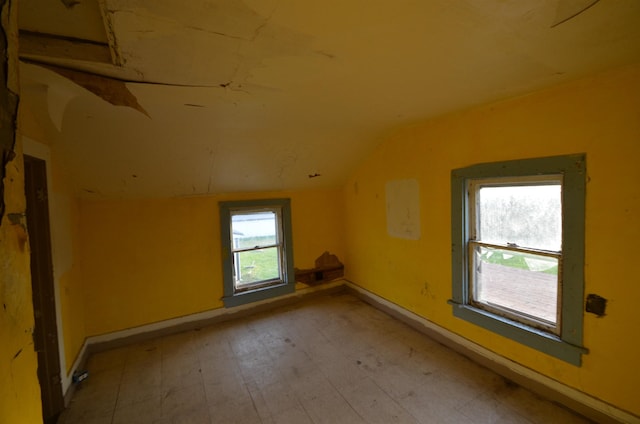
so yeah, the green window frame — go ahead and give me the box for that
[219,198,295,307]
[450,154,587,365]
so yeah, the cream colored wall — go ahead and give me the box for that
[343,64,640,416]
[80,189,345,337]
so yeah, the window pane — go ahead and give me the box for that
[232,211,278,250]
[478,184,561,251]
[234,247,281,288]
[473,245,558,325]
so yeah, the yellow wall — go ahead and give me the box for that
[0,1,43,422]
[50,170,85,374]
[343,64,640,415]
[80,189,345,336]
[1,139,43,424]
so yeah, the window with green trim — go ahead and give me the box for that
[450,154,587,365]
[219,199,295,307]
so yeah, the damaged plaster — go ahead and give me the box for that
[38,63,149,117]
[99,1,124,66]
[7,212,27,252]
[100,1,313,88]
[0,0,18,224]
[1,1,43,422]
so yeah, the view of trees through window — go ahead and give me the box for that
[478,184,561,251]
[472,182,562,327]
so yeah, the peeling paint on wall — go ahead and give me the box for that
[0,0,18,224]
[7,212,27,251]
[1,1,44,422]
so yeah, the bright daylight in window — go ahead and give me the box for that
[219,198,294,307]
[451,154,585,365]
[231,209,284,292]
[469,177,562,333]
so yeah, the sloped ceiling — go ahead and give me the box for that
[18,0,640,198]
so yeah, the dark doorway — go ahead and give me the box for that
[24,155,64,424]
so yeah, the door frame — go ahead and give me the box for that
[24,153,64,423]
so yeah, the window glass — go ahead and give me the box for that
[231,212,278,249]
[234,247,281,287]
[477,184,561,251]
[472,245,559,326]
[230,209,282,291]
[470,179,562,330]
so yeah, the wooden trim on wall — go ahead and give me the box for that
[345,281,637,424]
[64,279,636,424]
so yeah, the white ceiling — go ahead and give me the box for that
[18,0,640,198]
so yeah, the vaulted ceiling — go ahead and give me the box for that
[18,0,640,198]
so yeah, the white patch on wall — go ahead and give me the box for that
[385,179,421,240]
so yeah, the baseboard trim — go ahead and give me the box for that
[62,340,89,407]
[345,281,638,424]
[85,281,345,353]
[62,279,637,423]
[62,281,345,401]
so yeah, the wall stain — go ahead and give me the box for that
[586,294,607,317]
[7,212,28,251]
[7,211,22,225]
[420,281,436,299]
[315,50,336,59]
[60,0,80,9]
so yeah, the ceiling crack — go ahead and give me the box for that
[251,6,277,41]
[251,19,269,41]
[206,144,218,194]
[185,25,249,41]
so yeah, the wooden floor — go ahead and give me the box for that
[58,292,590,424]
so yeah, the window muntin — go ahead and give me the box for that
[468,177,562,333]
[470,244,561,331]
[230,209,284,292]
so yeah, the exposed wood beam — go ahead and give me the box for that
[19,30,112,64]
[22,57,220,88]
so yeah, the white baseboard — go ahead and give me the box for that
[62,340,89,406]
[345,281,638,424]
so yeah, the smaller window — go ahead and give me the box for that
[220,199,294,307]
